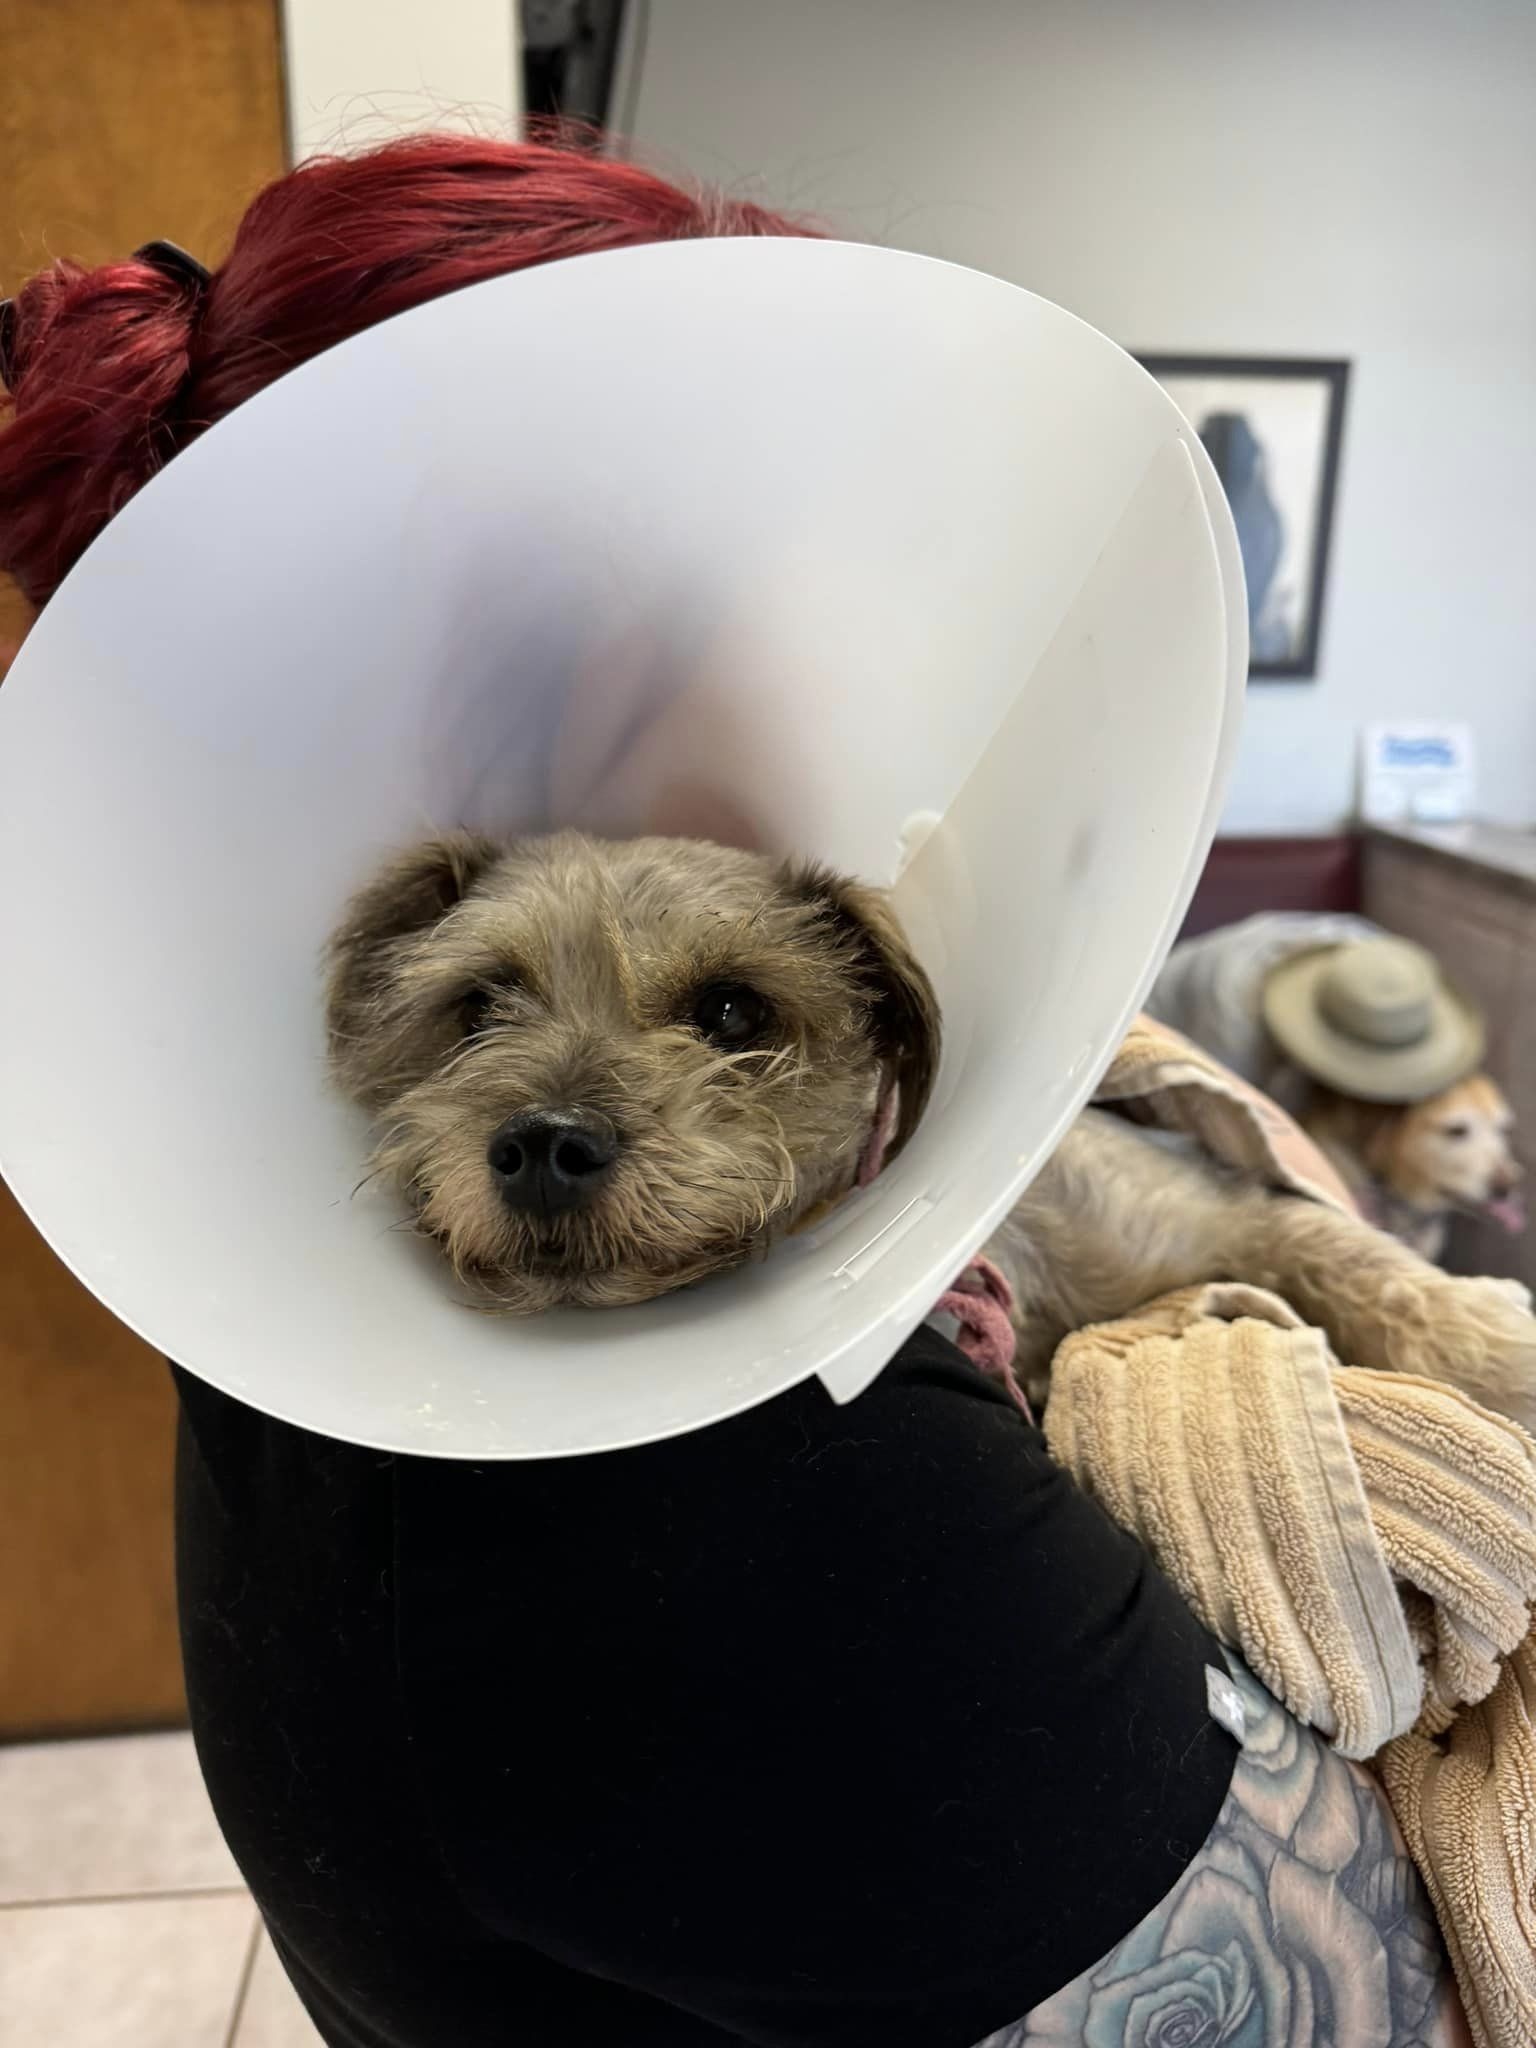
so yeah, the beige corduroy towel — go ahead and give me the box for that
[1044,1284,1536,1760]
[1334,1367,1536,1734]
[1381,1632,1536,2048]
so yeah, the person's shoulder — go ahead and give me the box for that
[411,1324,1056,1540]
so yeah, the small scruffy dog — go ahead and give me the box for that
[327,831,936,1312]
[329,830,1536,1428]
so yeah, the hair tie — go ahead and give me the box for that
[133,240,211,296]
[0,240,210,399]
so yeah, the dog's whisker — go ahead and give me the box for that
[669,1171,791,1187]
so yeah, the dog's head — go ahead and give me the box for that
[326,831,939,1310]
[1368,1073,1525,1232]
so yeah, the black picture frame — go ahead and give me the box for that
[1138,354,1351,682]
[521,1,633,129]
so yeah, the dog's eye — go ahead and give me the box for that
[692,981,771,1049]
[1440,1121,1472,1142]
[458,987,496,1037]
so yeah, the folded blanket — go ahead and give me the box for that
[1094,1014,1358,1214]
[1334,1367,1536,1733]
[1044,1281,1536,2046]
[1044,1284,1536,1759]
[1381,1634,1536,2048]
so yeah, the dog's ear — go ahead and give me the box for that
[326,832,501,1047]
[1361,1100,1425,1200]
[1360,1102,1404,1177]
[780,862,941,1157]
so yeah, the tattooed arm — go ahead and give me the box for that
[978,1657,1470,2048]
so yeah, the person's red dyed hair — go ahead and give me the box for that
[0,134,812,608]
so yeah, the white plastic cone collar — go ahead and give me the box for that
[0,239,1245,1457]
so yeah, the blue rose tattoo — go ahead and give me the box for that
[977,1659,1465,2048]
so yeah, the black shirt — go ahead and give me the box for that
[174,1328,1235,2048]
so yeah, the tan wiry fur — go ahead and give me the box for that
[329,832,1535,1432]
[989,1111,1536,1432]
[327,831,937,1312]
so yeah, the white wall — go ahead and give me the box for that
[624,0,1536,831]
[281,0,521,161]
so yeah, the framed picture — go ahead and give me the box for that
[1139,355,1350,681]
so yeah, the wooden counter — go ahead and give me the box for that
[1,0,285,1738]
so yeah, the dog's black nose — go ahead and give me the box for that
[487,1108,619,1216]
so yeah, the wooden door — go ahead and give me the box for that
[1,0,286,1737]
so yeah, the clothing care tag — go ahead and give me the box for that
[1205,1664,1248,1743]
[1360,723,1475,825]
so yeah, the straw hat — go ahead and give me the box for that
[1262,938,1483,1102]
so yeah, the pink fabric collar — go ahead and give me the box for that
[934,1255,1028,1415]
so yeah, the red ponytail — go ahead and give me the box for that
[0,135,813,606]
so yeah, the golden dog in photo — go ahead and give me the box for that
[1302,1074,1524,1262]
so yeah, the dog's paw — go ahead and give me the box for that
[1483,1276,1534,1315]
[1377,1271,1536,1436]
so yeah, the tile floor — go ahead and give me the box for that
[0,1730,323,2046]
